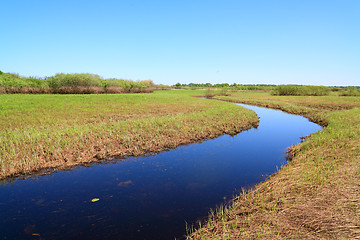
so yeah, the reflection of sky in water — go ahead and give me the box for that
[0,104,321,240]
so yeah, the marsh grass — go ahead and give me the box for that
[0,90,258,180]
[189,91,360,239]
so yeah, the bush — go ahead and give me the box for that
[272,85,330,96]
[47,73,102,89]
[339,87,360,96]
[0,71,154,94]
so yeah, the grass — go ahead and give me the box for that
[2,88,360,238]
[187,91,360,239]
[0,90,258,180]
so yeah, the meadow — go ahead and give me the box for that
[0,90,258,180]
[188,90,360,239]
[1,88,360,239]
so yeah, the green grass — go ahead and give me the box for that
[3,89,359,238]
[188,91,360,239]
[0,90,258,179]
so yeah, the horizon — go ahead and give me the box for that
[1,0,359,86]
[1,70,358,87]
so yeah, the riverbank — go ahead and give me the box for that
[188,91,360,239]
[0,90,258,180]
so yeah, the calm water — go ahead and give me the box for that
[0,104,321,240]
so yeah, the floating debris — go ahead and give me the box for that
[117,180,133,187]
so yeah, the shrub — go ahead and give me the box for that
[47,73,102,89]
[339,87,360,96]
[0,71,154,94]
[272,85,330,96]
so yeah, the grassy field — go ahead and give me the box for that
[2,89,360,238]
[0,90,258,180]
[188,91,360,239]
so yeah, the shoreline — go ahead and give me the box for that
[2,120,258,182]
[188,93,360,239]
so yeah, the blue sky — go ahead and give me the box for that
[1,0,359,86]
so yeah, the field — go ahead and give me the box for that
[1,89,360,239]
[0,90,258,180]
[188,91,360,239]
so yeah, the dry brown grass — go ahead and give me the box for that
[188,92,360,239]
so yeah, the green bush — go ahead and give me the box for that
[0,71,154,94]
[102,78,149,91]
[339,87,360,96]
[0,72,47,88]
[272,85,330,96]
[47,73,102,88]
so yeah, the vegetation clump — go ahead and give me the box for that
[0,71,155,94]
[272,84,331,96]
[338,86,360,96]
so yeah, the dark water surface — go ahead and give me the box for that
[0,104,321,240]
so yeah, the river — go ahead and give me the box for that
[0,104,321,239]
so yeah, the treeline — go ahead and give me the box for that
[272,85,360,96]
[272,85,331,96]
[334,86,360,96]
[173,82,276,90]
[0,71,156,94]
[175,82,360,96]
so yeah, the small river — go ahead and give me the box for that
[0,104,321,240]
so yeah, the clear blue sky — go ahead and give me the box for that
[1,0,359,86]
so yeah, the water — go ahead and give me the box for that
[0,104,321,240]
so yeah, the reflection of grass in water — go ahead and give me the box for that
[0,90,258,180]
[189,91,360,239]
